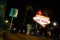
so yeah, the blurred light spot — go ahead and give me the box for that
[13,28,16,31]
[5,20,9,23]
[23,30,25,33]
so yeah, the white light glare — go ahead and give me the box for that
[5,20,9,23]
[53,22,57,26]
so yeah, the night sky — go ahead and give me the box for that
[5,0,60,27]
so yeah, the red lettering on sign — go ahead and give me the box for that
[41,19,48,24]
[35,18,40,21]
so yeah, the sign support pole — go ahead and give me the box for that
[36,23,37,30]
[9,17,14,33]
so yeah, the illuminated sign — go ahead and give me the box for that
[33,15,50,26]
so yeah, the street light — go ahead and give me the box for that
[53,21,57,26]
[4,20,9,23]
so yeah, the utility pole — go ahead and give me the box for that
[23,5,34,26]
[0,0,7,30]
